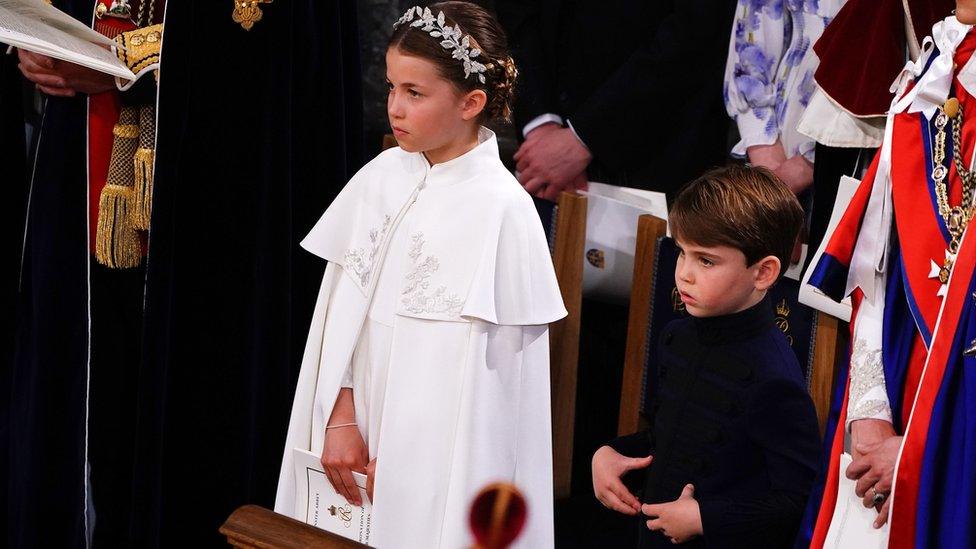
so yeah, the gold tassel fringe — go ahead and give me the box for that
[131,148,154,230]
[95,184,142,269]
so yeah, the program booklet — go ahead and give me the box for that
[0,0,135,80]
[578,182,669,303]
[292,448,373,545]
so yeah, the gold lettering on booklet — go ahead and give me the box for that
[328,504,353,528]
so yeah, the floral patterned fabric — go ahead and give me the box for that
[723,0,846,161]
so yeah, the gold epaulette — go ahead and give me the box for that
[115,24,163,82]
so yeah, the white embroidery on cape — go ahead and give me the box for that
[401,232,463,316]
[344,214,392,287]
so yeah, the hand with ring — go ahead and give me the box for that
[847,434,901,528]
[870,486,888,506]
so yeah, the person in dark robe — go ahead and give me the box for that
[6,1,363,546]
[0,43,32,549]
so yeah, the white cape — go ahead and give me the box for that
[275,129,566,548]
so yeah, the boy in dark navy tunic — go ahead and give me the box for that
[591,166,821,548]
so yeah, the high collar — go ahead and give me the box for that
[691,295,775,346]
[402,126,500,188]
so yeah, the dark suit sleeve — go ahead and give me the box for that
[568,0,735,173]
[696,377,821,546]
[606,430,653,458]
[494,0,556,131]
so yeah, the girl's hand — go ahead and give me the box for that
[365,458,377,503]
[591,445,651,515]
[321,425,368,506]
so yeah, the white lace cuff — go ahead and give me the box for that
[846,338,893,429]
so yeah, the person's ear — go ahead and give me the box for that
[460,89,487,121]
[754,255,781,291]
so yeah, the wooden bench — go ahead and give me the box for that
[548,191,587,498]
[220,505,370,548]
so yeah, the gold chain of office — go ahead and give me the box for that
[931,97,976,283]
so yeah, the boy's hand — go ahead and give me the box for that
[591,445,651,515]
[642,484,703,544]
[321,425,368,507]
[365,458,377,503]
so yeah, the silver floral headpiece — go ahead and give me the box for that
[394,6,488,84]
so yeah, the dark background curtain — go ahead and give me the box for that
[129,1,363,545]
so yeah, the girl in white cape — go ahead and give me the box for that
[275,3,567,547]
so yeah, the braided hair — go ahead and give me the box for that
[389,1,517,122]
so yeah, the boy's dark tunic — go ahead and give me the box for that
[610,297,821,548]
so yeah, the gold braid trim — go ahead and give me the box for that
[113,123,139,139]
[131,105,156,230]
[95,185,142,268]
[114,24,163,80]
[95,106,143,269]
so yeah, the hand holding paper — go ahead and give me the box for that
[0,0,136,80]
[17,47,115,96]
[294,448,372,545]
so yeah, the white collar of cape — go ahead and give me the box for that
[844,16,976,306]
[299,126,567,326]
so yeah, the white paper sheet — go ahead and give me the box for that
[823,453,889,548]
[0,0,135,80]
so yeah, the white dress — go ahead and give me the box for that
[275,128,567,548]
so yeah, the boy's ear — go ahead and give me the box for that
[754,255,781,291]
[460,89,488,121]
